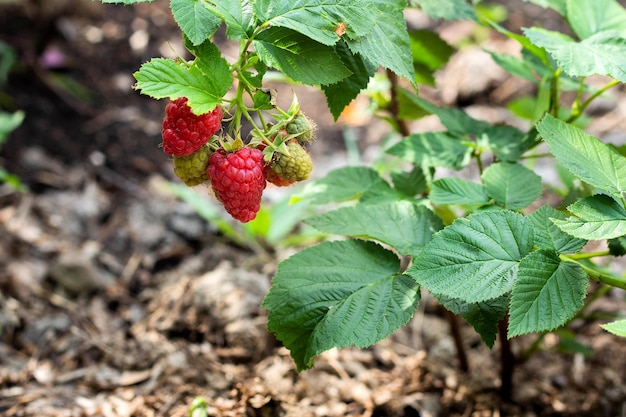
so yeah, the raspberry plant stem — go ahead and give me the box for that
[566,79,621,123]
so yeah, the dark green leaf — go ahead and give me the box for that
[608,236,626,256]
[482,162,543,210]
[411,97,492,136]
[410,29,455,71]
[306,201,443,256]
[437,294,509,348]
[263,240,420,371]
[408,210,534,303]
[254,27,351,86]
[321,41,377,120]
[529,205,587,253]
[509,250,588,337]
[387,132,473,169]
[391,166,428,197]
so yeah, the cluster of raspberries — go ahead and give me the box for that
[162,97,314,223]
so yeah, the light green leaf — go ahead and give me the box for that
[254,27,351,86]
[478,124,536,162]
[430,178,489,205]
[482,162,542,210]
[294,166,385,205]
[184,39,232,99]
[524,28,626,82]
[601,319,626,337]
[487,20,551,66]
[437,294,509,348]
[552,194,626,240]
[263,240,420,371]
[487,50,540,83]
[347,0,416,87]
[410,29,455,72]
[254,0,377,45]
[413,0,476,21]
[537,114,626,200]
[358,179,414,205]
[529,205,587,253]
[522,0,566,15]
[321,41,377,120]
[306,201,443,256]
[386,132,473,169]
[566,0,626,39]
[100,0,153,3]
[0,110,25,144]
[207,0,255,39]
[411,97,492,136]
[170,0,222,45]
[509,250,588,337]
[408,210,534,303]
[133,58,229,113]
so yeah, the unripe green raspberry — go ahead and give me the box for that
[285,113,315,143]
[270,140,313,182]
[172,144,212,186]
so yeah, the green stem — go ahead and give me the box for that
[566,79,620,123]
[549,68,562,117]
[561,255,626,290]
[566,250,611,260]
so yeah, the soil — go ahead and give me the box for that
[1,1,625,417]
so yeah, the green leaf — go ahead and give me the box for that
[482,162,542,210]
[608,235,626,256]
[522,0,566,15]
[347,0,416,87]
[387,132,473,169]
[134,55,231,113]
[0,110,25,144]
[430,177,490,205]
[321,41,377,120]
[391,166,428,197]
[524,28,626,82]
[410,29,455,72]
[263,240,420,371]
[294,166,384,205]
[397,87,431,120]
[552,194,626,240]
[487,50,540,83]
[306,201,443,256]
[529,205,587,253]
[100,0,153,3]
[487,20,551,67]
[601,319,626,337]
[358,179,413,205]
[411,97,492,136]
[254,0,378,46]
[537,114,626,200]
[207,0,255,40]
[566,0,626,39]
[408,210,534,303]
[478,124,536,162]
[437,295,509,348]
[413,0,476,21]
[508,250,588,337]
[171,0,222,45]
[254,27,351,86]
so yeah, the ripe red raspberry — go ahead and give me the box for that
[162,98,223,157]
[207,147,267,223]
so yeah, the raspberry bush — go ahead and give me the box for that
[102,0,626,400]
